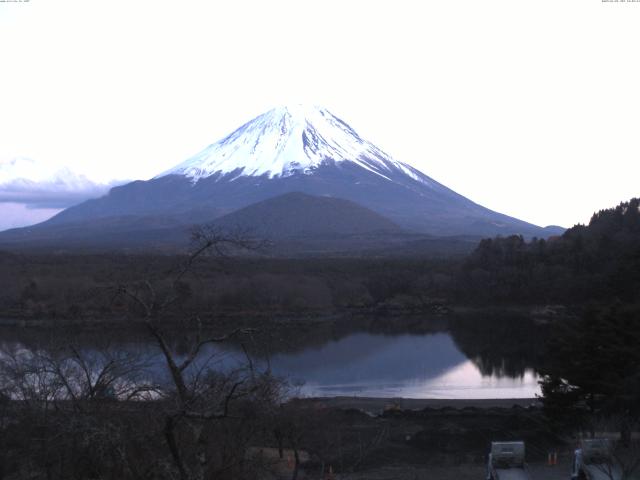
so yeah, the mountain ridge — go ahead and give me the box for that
[0,105,564,247]
[210,191,403,238]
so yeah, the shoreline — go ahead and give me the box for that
[299,396,539,412]
[0,303,570,329]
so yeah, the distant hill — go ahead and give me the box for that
[211,192,403,238]
[0,215,190,251]
[0,192,480,256]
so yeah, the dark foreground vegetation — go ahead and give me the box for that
[0,198,639,479]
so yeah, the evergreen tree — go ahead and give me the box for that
[539,305,640,432]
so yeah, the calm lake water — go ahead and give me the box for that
[0,329,540,400]
[261,332,539,398]
[217,332,540,399]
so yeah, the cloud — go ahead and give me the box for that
[0,157,126,209]
[0,178,115,208]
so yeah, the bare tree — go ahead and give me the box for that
[592,441,640,480]
[112,226,284,480]
[0,337,162,479]
[0,227,283,480]
[581,417,640,480]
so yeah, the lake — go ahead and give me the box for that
[213,331,540,399]
[0,326,541,400]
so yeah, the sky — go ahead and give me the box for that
[0,0,639,231]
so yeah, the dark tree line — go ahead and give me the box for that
[538,304,640,436]
[458,198,640,304]
[456,199,640,444]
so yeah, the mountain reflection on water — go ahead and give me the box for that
[0,316,543,399]
[257,332,539,399]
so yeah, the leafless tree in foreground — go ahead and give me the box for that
[592,442,640,480]
[0,336,160,479]
[0,227,287,480]
[582,416,640,480]
[111,226,288,480]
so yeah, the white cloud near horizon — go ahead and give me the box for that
[0,157,124,229]
[0,0,638,229]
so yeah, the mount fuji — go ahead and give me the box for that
[157,105,431,184]
[0,105,562,251]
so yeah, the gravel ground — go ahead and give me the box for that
[348,460,572,480]
[291,397,574,480]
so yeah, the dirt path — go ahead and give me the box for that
[348,460,571,480]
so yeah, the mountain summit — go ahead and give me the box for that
[158,104,428,185]
[0,105,563,250]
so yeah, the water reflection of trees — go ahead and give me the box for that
[448,313,547,378]
[240,314,450,358]
[0,313,543,382]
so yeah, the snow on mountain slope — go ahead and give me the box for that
[158,104,434,187]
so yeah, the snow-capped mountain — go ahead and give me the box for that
[0,105,564,249]
[158,105,429,186]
